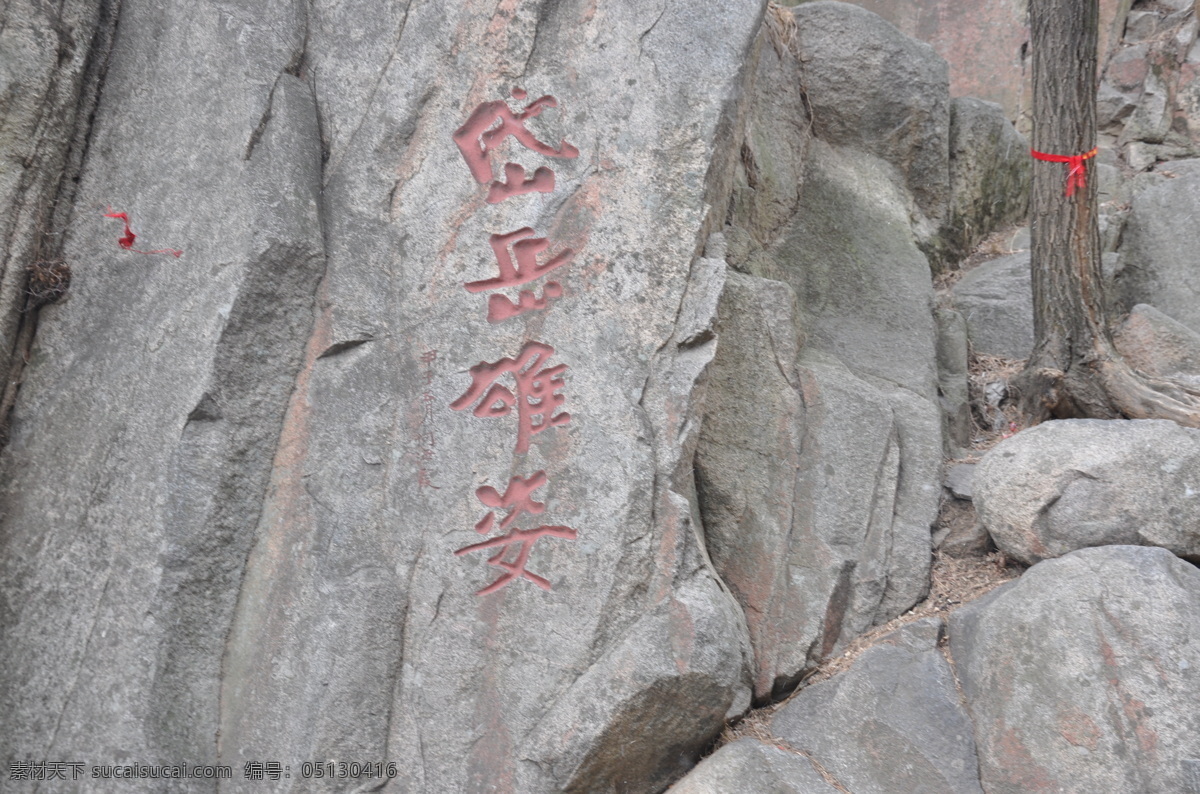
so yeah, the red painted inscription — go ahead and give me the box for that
[452,89,579,204]
[466,228,575,322]
[454,524,578,595]
[450,341,569,454]
[447,85,586,596]
[472,471,548,534]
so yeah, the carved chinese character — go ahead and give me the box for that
[466,228,575,322]
[455,524,577,595]
[472,471,548,534]
[452,88,579,204]
[450,342,569,454]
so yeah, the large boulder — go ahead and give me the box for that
[1113,303,1200,387]
[974,419,1200,565]
[770,618,984,794]
[702,5,944,701]
[1114,159,1200,332]
[950,546,1200,794]
[941,97,1031,265]
[724,16,813,254]
[775,139,944,629]
[791,1,951,229]
[0,2,765,791]
[844,0,1030,120]
[698,272,935,700]
[771,139,941,412]
[666,739,840,794]
[951,252,1033,360]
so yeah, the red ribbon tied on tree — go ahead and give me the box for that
[1030,147,1098,198]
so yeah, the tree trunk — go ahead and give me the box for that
[1016,0,1200,426]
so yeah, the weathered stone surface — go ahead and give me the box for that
[951,252,1033,360]
[974,419,1200,565]
[936,508,993,558]
[704,8,945,700]
[1,1,330,776]
[0,0,104,389]
[1101,4,1200,162]
[791,1,950,228]
[726,21,813,254]
[1115,159,1200,333]
[945,463,975,501]
[839,0,1130,133]
[951,546,1200,794]
[1114,303,1200,386]
[1098,77,1140,131]
[698,272,935,700]
[666,739,840,794]
[934,307,971,453]
[942,97,1030,263]
[1181,42,1200,150]
[770,140,940,405]
[0,2,765,791]
[772,618,984,794]
[1122,58,1174,146]
[773,140,942,621]
[843,0,1028,121]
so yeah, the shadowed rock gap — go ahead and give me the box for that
[0,0,114,446]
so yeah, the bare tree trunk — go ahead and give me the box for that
[1016,0,1200,426]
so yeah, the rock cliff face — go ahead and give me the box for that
[3,1,1198,793]
[1,1,764,790]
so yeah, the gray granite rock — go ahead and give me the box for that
[942,97,1031,265]
[1181,35,1200,152]
[974,419,1200,564]
[771,618,984,794]
[771,140,941,411]
[1115,159,1200,333]
[791,1,951,230]
[773,141,943,625]
[951,252,1033,360]
[666,739,840,794]
[698,272,935,700]
[1123,63,1173,145]
[935,307,972,453]
[725,19,814,254]
[936,512,993,559]
[0,2,765,791]
[705,8,945,701]
[0,0,105,389]
[1114,303,1200,387]
[944,463,975,501]
[951,546,1200,794]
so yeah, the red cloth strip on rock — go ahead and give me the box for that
[1030,147,1098,197]
[103,210,183,257]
